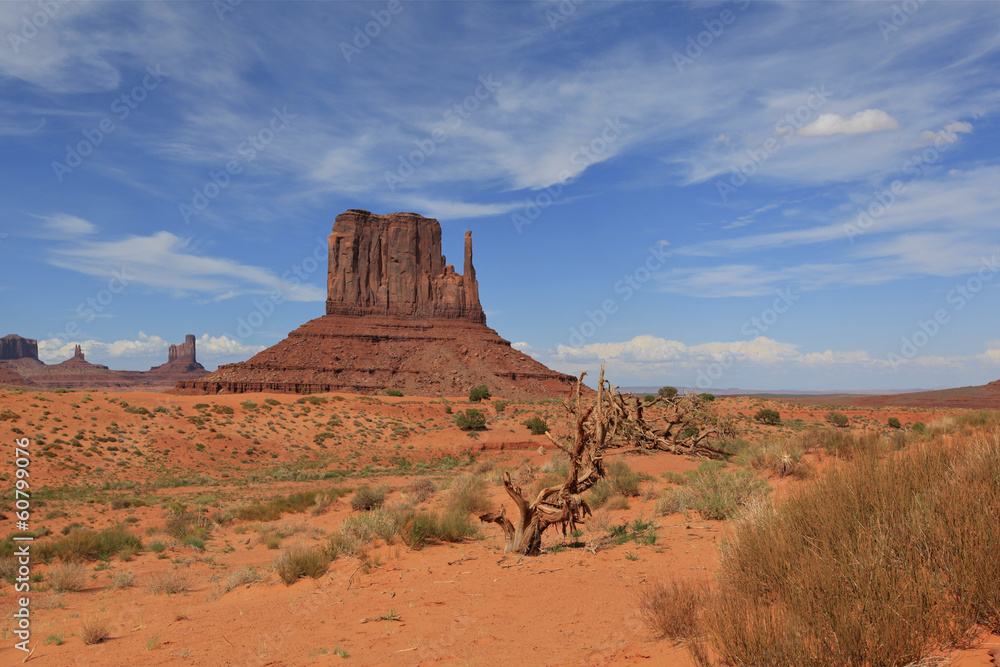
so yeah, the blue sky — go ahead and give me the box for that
[2,0,1000,391]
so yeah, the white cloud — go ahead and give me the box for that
[196,334,265,358]
[918,120,973,146]
[797,109,900,136]
[36,213,96,236]
[38,332,264,363]
[527,334,1000,386]
[48,231,324,301]
[38,332,169,362]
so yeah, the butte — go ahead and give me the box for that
[178,210,576,399]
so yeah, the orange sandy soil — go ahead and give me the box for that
[0,388,994,665]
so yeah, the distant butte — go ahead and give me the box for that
[0,334,208,390]
[178,210,576,399]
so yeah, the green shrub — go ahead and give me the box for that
[888,417,901,429]
[524,416,548,435]
[753,408,781,425]
[55,526,143,562]
[658,386,678,399]
[384,389,404,397]
[444,404,453,414]
[455,408,487,431]
[644,394,656,402]
[493,400,509,414]
[698,393,716,402]
[912,421,926,434]
[609,518,657,545]
[350,484,389,511]
[827,411,849,428]
[607,458,641,497]
[468,385,491,402]
[587,479,618,508]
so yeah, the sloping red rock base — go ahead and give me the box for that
[177,314,576,399]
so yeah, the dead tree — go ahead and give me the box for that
[611,392,733,458]
[479,366,615,555]
[479,368,732,555]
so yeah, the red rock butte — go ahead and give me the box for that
[178,210,576,399]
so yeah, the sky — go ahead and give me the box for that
[2,0,1000,392]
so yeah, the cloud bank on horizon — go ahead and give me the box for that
[1,0,999,389]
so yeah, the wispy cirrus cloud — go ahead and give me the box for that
[47,226,324,301]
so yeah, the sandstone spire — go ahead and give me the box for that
[168,334,197,364]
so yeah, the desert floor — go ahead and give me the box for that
[1,388,997,666]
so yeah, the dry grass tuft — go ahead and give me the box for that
[49,561,88,592]
[703,431,1000,666]
[146,570,193,595]
[637,578,708,640]
[79,613,111,645]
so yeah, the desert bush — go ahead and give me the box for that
[236,489,344,521]
[468,385,491,402]
[146,570,193,595]
[682,462,769,520]
[109,569,135,589]
[524,416,548,435]
[55,526,142,562]
[350,484,389,511]
[447,474,491,514]
[219,565,265,594]
[493,400,509,414]
[609,518,657,545]
[654,489,686,516]
[455,408,487,431]
[697,392,716,402]
[435,508,477,541]
[658,386,678,398]
[0,408,20,421]
[443,404,452,414]
[702,433,1000,666]
[79,614,111,645]
[396,508,476,548]
[384,388,403,397]
[165,512,212,544]
[606,458,641,497]
[638,578,707,639]
[402,478,436,505]
[49,561,88,592]
[735,440,810,479]
[753,408,781,425]
[339,507,398,547]
[827,411,849,428]
[586,479,617,508]
[0,556,17,583]
[888,416,901,429]
[912,421,927,434]
[275,545,331,585]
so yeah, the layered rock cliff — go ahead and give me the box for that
[326,210,485,323]
[0,334,38,360]
[179,210,575,399]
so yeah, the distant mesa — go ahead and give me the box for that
[0,333,208,390]
[178,209,576,399]
[0,334,39,361]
